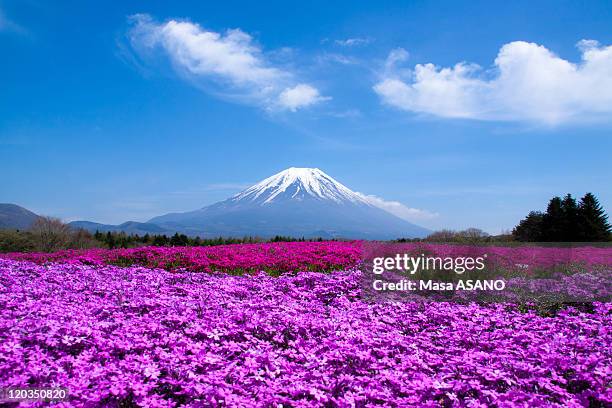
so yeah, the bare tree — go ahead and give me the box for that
[426,228,490,243]
[69,228,98,249]
[29,216,71,252]
[425,229,458,242]
[459,228,489,241]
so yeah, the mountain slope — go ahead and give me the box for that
[0,204,39,230]
[149,168,430,239]
[69,220,171,235]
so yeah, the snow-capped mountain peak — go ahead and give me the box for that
[232,167,372,205]
[147,167,431,239]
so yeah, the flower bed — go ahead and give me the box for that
[1,242,362,275]
[0,258,610,407]
[3,242,612,276]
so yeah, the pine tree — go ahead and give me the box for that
[170,233,181,246]
[561,194,579,241]
[512,211,544,241]
[542,196,564,241]
[105,231,116,249]
[118,233,129,248]
[152,235,169,246]
[578,193,611,241]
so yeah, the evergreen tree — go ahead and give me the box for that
[152,235,169,246]
[561,194,579,241]
[118,233,129,248]
[105,231,116,249]
[541,197,564,241]
[170,233,182,246]
[512,211,544,241]
[578,193,611,241]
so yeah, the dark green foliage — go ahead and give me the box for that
[512,211,544,242]
[541,196,564,241]
[0,230,35,252]
[105,232,116,249]
[0,227,343,253]
[579,193,612,241]
[91,232,336,250]
[169,233,189,246]
[513,193,611,242]
[560,194,579,241]
[152,235,169,246]
[0,218,98,252]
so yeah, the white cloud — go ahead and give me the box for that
[278,84,329,111]
[374,40,612,125]
[355,192,438,222]
[128,14,328,111]
[335,38,371,47]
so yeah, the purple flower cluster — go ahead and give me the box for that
[1,258,610,407]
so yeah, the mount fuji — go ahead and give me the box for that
[147,168,430,239]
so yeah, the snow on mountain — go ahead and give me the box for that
[231,167,372,205]
[148,167,431,239]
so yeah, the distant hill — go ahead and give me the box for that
[5,168,431,239]
[0,203,39,230]
[69,220,171,235]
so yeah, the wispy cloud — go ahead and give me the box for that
[374,40,612,125]
[316,52,360,66]
[0,9,7,31]
[356,192,439,222]
[335,38,372,47]
[127,14,329,112]
[327,109,362,118]
[0,7,24,34]
[383,48,409,71]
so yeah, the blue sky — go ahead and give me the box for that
[1,0,611,234]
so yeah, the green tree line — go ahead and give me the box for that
[512,193,610,242]
[0,218,333,253]
[93,230,329,249]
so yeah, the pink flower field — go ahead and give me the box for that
[0,242,611,407]
[2,242,362,275]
